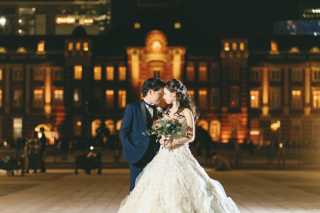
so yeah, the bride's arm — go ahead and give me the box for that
[171,108,195,146]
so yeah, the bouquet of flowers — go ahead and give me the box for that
[142,117,187,142]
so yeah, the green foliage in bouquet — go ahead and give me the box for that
[142,117,187,142]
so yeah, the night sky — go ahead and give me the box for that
[113,0,301,35]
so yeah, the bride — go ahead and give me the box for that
[118,79,240,213]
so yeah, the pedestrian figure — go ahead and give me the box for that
[39,127,47,172]
[212,152,232,171]
[27,132,42,173]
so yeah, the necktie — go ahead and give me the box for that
[144,101,158,120]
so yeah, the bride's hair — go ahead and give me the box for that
[164,79,199,122]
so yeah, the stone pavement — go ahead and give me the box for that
[0,169,319,213]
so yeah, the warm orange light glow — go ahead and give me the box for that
[224,42,230,51]
[199,90,207,95]
[94,66,101,80]
[83,42,89,51]
[232,42,237,51]
[119,67,126,81]
[250,130,260,135]
[79,19,93,25]
[77,121,82,126]
[106,66,114,80]
[151,41,162,51]
[56,17,75,24]
[271,41,278,51]
[106,90,114,95]
[118,90,126,108]
[0,69,2,80]
[271,121,280,131]
[68,42,73,51]
[37,41,45,52]
[76,42,81,51]
[187,90,194,99]
[74,66,82,79]
[240,42,245,51]
[106,90,114,108]
[313,91,320,108]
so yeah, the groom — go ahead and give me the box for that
[120,78,165,191]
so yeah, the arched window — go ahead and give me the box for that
[91,119,102,137]
[197,120,208,131]
[210,120,221,141]
[105,119,115,135]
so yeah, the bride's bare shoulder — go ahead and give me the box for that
[182,108,192,116]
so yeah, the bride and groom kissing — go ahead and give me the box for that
[118,78,240,213]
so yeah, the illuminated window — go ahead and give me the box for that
[187,90,194,99]
[211,89,219,107]
[76,42,81,51]
[79,19,93,25]
[74,88,81,107]
[0,69,2,80]
[13,70,23,81]
[74,117,82,136]
[105,120,115,135]
[210,63,219,81]
[271,69,281,81]
[292,69,302,81]
[53,90,64,106]
[33,90,43,107]
[83,42,89,51]
[53,69,63,81]
[94,66,101,80]
[198,90,208,108]
[186,65,194,81]
[224,42,230,51]
[74,65,82,79]
[313,91,320,108]
[37,41,45,52]
[312,68,320,81]
[232,42,237,51]
[106,90,114,108]
[231,120,238,137]
[174,22,181,29]
[0,90,2,107]
[292,90,302,109]
[119,67,126,81]
[210,120,221,140]
[106,66,114,80]
[197,120,208,131]
[134,22,140,29]
[118,90,126,108]
[68,42,73,51]
[250,90,259,108]
[230,87,239,108]
[230,67,239,81]
[56,17,75,24]
[33,69,43,81]
[199,63,207,81]
[13,118,22,140]
[250,69,260,81]
[271,88,281,108]
[271,41,278,52]
[13,90,22,107]
[240,42,245,51]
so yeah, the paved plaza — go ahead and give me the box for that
[0,169,319,213]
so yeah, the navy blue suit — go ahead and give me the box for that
[120,100,160,191]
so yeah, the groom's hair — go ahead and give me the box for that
[141,78,165,97]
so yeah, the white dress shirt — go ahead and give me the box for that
[143,98,155,119]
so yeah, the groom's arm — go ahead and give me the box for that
[120,104,134,148]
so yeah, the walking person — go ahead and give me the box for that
[39,127,47,173]
[27,132,42,173]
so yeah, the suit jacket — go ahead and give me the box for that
[120,100,159,165]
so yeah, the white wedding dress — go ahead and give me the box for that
[118,116,240,213]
